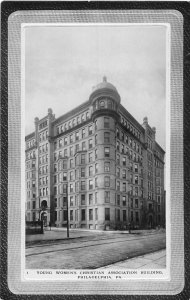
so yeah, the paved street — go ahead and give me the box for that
[26,229,166,269]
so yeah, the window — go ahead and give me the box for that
[81,154,85,164]
[104,117,109,128]
[116,128,119,138]
[105,191,110,203]
[104,162,110,172]
[117,141,120,150]
[89,152,93,163]
[95,149,98,159]
[32,201,36,209]
[70,171,74,181]
[54,175,57,184]
[135,187,138,196]
[95,177,98,187]
[95,192,98,204]
[70,147,73,156]
[123,210,126,221]
[64,149,67,157]
[121,132,124,141]
[64,137,68,145]
[122,195,126,206]
[81,194,85,205]
[63,172,67,181]
[117,167,120,177]
[117,154,120,165]
[117,181,120,191]
[95,134,97,145]
[89,194,93,205]
[70,183,73,193]
[129,138,132,147]
[82,128,85,138]
[95,120,97,130]
[81,168,85,178]
[89,166,93,176]
[70,134,73,144]
[104,147,110,157]
[105,208,110,221]
[89,209,93,220]
[82,141,86,151]
[135,199,138,208]
[63,210,67,221]
[89,179,93,190]
[123,157,126,166]
[70,210,73,221]
[75,131,79,141]
[95,163,98,173]
[70,159,74,168]
[107,100,112,109]
[70,196,74,206]
[88,125,92,135]
[75,144,79,153]
[95,208,98,220]
[104,132,110,143]
[81,114,85,122]
[54,164,57,172]
[63,160,67,169]
[122,169,126,179]
[81,209,85,221]
[86,112,90,119]
[123,182,126,192]
[134,164,138,173]
[81,181,85,191]
[134,175,138,184]
[121,144,124,153]
[59,139,63,148]
[89,139,93,149]
[104,176,110,187]
[100,100,105,108]
[54,186,57,195]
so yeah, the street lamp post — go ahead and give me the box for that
[66,183,69,238]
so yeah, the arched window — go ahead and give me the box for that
[100,100,105,108]
[41,200,47,209]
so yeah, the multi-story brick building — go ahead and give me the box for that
[25,77,165,230]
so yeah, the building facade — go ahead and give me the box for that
[25,77,165,230]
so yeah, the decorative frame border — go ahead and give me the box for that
[1,1,190,299]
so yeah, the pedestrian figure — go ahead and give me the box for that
[49,221,51,231]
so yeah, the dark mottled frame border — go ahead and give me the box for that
[1,1,190,299]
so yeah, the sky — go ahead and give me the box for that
[25,25,167,149]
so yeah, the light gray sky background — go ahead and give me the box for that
[25,25,167,149]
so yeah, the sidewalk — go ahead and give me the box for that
[98,249,166,269]
[26,227,165,244]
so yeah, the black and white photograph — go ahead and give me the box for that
[5,7,185,296]
[24,24,167,272]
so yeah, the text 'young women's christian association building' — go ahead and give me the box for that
[25,77,165,230]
